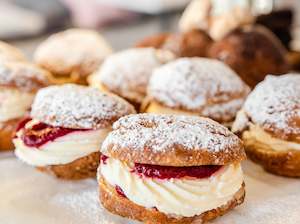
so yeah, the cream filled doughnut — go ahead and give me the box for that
[89,48,175,109]
[14,84,135,180]
[143,58,250,127]
[232,74,300,177]
[0,61,51,151]
[34,29,113,84]
[99,113,246,223]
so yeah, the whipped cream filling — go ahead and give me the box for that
[14,125,110,166]
[100,158,243,217]
[0,87,34,122]
[243,124,300,151]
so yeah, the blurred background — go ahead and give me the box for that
[1,0,299,57]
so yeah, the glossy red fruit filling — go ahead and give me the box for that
[15,117,32,132]
[115,185,126,198]
[132,163,222,180]
[19,119,90,148]
[101,154,109,164]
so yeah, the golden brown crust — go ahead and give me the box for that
[162,30,213,57]
[37,152,100,180]
[102,114,246,166]
[209,26,289,88]
[135,33,170,49]
[0,119,19,151]
[243,138,300,177]
[99,177,245,224]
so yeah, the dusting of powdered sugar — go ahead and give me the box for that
[31,84,135,129]
[0,61,50,92]
[34,29,113,76]
[243,74,300,136]
[102,113,241,153]
[148,58,250,117]
[93,48,175,103]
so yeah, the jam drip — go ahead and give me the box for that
[115,185,126,198]
[133,163,222,179]
[19,118,89,148]
[101,154,108,164]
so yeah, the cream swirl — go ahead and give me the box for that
[0,87,34,122]
[243,124,300,151]
[100,158,244,217]
[14,127,110,166]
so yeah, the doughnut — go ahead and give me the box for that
[14,84,135,180]
[143,58,250,127]
[89,48,175,110]
[98,113,246,223]
[232,74,300,177]
[34,29,113,85]
[209,25,289,88]
[0,61,52,151]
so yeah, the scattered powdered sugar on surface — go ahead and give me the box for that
[244,74,300,135]
[34,29,113,75]
[94,48,174,103]
[102,113,241,153]
[31,84,135,129]
[0,62,50,92]
[148,58,250,112]
[2,155,300,224]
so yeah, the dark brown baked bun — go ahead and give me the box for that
[14,84,135,180]
[99,113,246,223]
[34,29,113,85]
[209,25,289,88]
[142,58,250,127]
[135,33,170,49]
[89,48,175,110]
[0,62,52,151]
[162,29,213,57]
[232,74,300,177]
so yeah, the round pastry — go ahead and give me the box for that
[89,48,175,110]
[162,29,213,57]
[135,33,170,49]
[209,25,289,88]
[143,58,250,127]
[232,74,300,177]
[98,114,246,224]
[34,29,113,85]
[0,41,26,62]
[0,62,51,151]
[14,84,135,180]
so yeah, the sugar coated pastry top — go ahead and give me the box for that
[237,74,300,140]
[0,61,51,92]
[30,84,135,129]
[92,48,175,104]
[102,113,245,166]
[34,29,113,77]
[147,58,250,121]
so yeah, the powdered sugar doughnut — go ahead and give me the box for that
[89,48,175,107]
[144,58,250,125]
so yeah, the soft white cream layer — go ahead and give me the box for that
[14,127,110,166]
[0,87,34,122]
[100,158,243,217]
[243,124,300,151]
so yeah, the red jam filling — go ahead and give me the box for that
[101,154,108,164]
[18,118,90,148]
[15,117,32,132]
[132,163,222,180]
[115,185,126,198]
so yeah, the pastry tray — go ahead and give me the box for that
[1,152,300,224]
